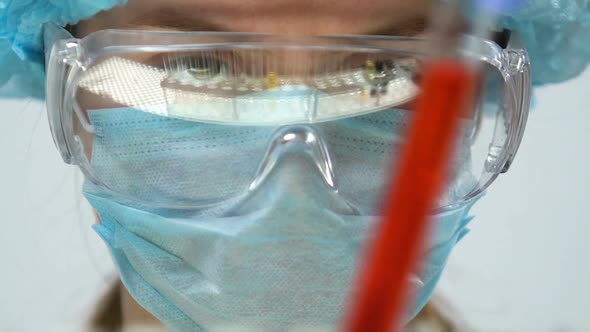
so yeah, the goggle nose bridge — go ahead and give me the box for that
[248,125,337,192]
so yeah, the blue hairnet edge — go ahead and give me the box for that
[0,0,128,99]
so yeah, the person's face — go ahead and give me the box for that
[72,0,434,167]
[76,0,432,37]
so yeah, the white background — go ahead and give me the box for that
[0,68,589,332]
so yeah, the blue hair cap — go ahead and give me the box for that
[0,0,589,98]
[502,0,590,85]
[0,0,126,98]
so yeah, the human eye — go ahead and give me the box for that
[160,52,232,86]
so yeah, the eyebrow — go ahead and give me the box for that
[125,8,429,37]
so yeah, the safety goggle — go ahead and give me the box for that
[43,22,530,211]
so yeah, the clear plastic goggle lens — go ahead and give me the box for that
[77,49,421,125]
[44,27,529,210]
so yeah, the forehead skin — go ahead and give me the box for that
[76,0,432,36]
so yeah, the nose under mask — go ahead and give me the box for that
[86,105,476,211]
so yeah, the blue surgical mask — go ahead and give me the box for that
[84,107,479,331]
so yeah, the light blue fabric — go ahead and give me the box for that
[501,0,590,84]
[0,0,127,98]
[0,0,589,98]
[83,106,479,330]
[86,107,475,210]
[85,163,478,331]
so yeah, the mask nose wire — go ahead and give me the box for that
[248,125,337,192]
